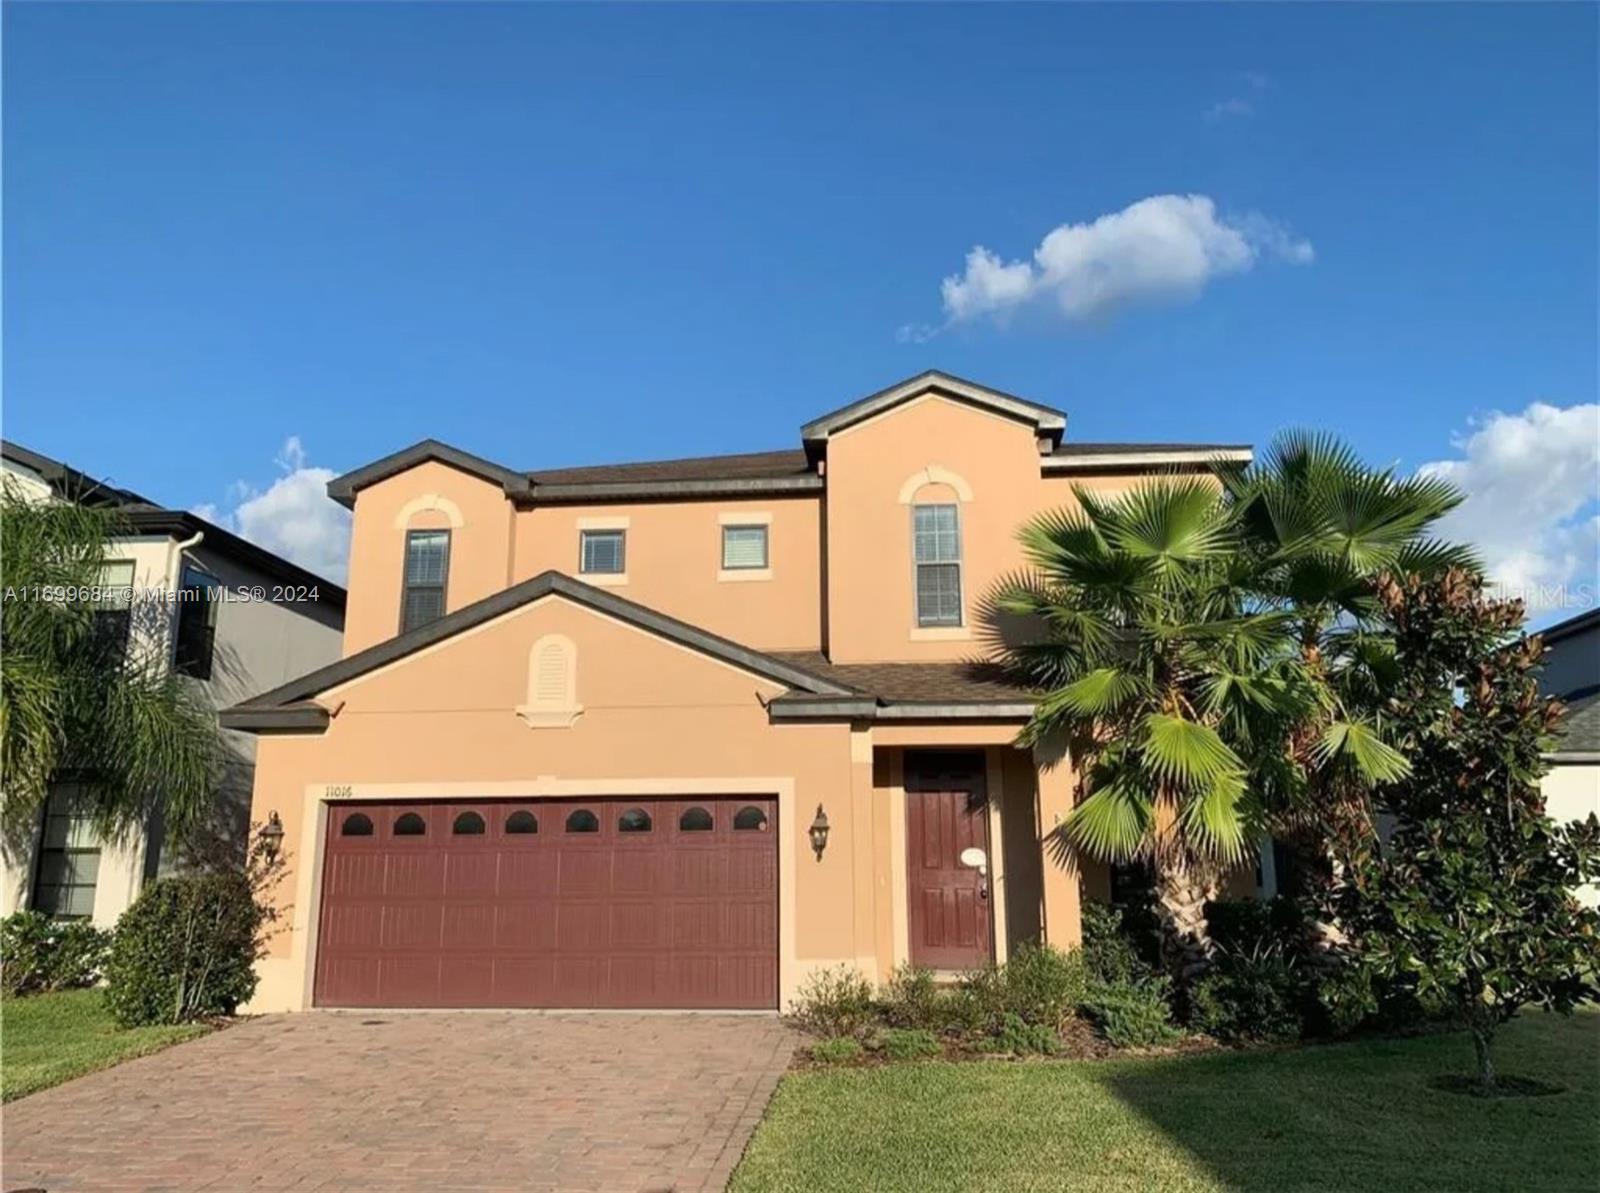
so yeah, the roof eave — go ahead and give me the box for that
[513,474,823,507]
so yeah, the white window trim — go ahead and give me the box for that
[392,493,466,529]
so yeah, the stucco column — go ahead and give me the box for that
[848,724,880,979]
[1033,737,1083,949]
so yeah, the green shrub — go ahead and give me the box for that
[1,911,113,996]
[985,1011,1060,1056]
[999,942,1086,1028]
[790,965,876,1038]
[953,943,1086,1036]
[877,1027,941,1060]
[1080,901,1156,986]
[1081,977,1181,1048]
[1190,949,1303,1043]
[1206,897,1306,955]
[810,1036,864,1064]
[103,872,262,1027]
[877,963,946,1030]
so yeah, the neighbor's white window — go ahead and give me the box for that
[721,525,769,571]
[579,529,626,575]
[32,786,100,919]
[913,504,962,627]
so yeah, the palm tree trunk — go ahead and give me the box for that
[1152,851,1217,981]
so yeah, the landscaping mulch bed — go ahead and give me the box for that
[787,1016,1222,1070]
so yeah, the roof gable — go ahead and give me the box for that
[222,571,853,730]
[326,439,526,509]
[800,371,1066,454]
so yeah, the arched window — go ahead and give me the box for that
[393,812,427,836]
[341,812,374,837]
[618,807,652,833]
[565,809,599,834]
[452,811,486,835]
[733,806,769,832]
[505,810,538,835]
[678,806,714,832]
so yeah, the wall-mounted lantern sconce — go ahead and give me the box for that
[808,804,830,860]
[260,811,285,861]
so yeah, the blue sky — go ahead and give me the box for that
[5,4,1596,611]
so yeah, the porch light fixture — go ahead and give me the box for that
[260,811,285,860]
[808,804,830,860]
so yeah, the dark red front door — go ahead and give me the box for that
[314,797,778,1009]
[906,753,993,970]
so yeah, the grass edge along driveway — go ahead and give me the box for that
[2,987,211,1102]
[732,1010,1598,1193]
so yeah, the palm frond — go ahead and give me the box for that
[1313,720,1411,784]
[1139,712,1247,792]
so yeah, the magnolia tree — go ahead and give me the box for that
[1332,570,1600,1091]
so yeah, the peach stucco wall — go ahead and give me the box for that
[245,593,875,1012]
[511,496,822,651]
[822,393,1147,663]
[342,461,516,655]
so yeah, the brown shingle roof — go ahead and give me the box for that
[770,653,1032,704]
[527,449,812,486]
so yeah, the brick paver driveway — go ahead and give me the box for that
[2,1011,798,1193]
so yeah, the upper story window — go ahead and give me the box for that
[579,529,625,576]
[913,504,962,627]
[401,529,450,633]
[721,525,769,571]
[92,561,136,660]
[174,566,221,680]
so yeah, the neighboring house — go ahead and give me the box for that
[223,370,1253,1013]
[0,441,346,927]
[1538,607,1600,905]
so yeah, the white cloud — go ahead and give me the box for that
[933,194,1313,330]
[1204,97,1255,123]
[195,436,352,584]
[1419,402,1600,615]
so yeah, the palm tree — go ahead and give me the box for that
[984,479,1325,976]
[1,480,219,842]
[1223,432,1475,852]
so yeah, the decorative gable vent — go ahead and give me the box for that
[516,634,582,728]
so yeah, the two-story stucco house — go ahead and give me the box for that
[223,371,1252,1013]
[0,441,346,927]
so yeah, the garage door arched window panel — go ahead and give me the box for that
[505,810,538,835]
[678,806,714,832]
[340,812,375,837]
[617,807,653,834]
[733,805,770,832]
[565,808,599,834]
[393,812,427,836]
[452,811,486,836]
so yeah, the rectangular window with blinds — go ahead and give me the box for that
[721,525,769,570]
[913,504,963,627]
[579,529,626,575]
[401,529,450,633]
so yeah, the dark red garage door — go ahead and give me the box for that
[314,797,778,1009]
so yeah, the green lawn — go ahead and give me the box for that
[733,1012,1600,1193]
[1,988,211,1102]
